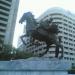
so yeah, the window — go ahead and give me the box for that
[69,34,72,37]
[64,47,68,49]
[73,35,75,38]
[6,0,12,2]
[39,48,42,51]
[0,29,6,32]
[70,53,73,55]
[74,44,75,46]
[0,1,11,6]
[64,28,68,31]
[73,31,75,33]
[64,23,68,26]
[64,32,68,35]
[69,25,72,28]
[71,58,74,60]
[0,35,5,38]
[35,50,38,52]
[0,17,8,21]
[59,31,62,33]
[50,51,55,53]
[0,6,10,11]
[68,21,72,24]
[54,22,62,24]
[73,27,75,30]
[59,26,62,29]
[73,24,75,26]
[64,41,68,44]
[69,38,72,41]
[63,19,67,22]
[53,17,62,20]
[0,11,9,16]
[69,43,73,46]
[50,13,62,16]
[0,23,7,27]
[69,48,73,50]
[64,52,68,54]
[64,57,69,60]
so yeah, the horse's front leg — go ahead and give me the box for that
[20,34,27,45]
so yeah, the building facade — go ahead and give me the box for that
[0,0,19,45]
[38,7,75,65]
[18,7,75,65]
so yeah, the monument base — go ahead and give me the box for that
[0,57,71,75]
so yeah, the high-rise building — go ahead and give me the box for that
[0,0,19,45]
[18,7,75,66]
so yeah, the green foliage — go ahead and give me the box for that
[15,51,34,59]
[0,44,16,60]
[68,66,75,74]
[0,44,34,60]
[68,69,75,74]
[0,38,3,50]
[2,44,12,54]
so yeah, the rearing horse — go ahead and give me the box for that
[19,12,63,59]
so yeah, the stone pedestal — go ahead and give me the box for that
[0,57,71,75]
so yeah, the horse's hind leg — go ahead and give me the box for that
[39,44,49,57]
[59,45,63,59]
[55,44,59,58]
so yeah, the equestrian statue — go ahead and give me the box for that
[19,12,63,59]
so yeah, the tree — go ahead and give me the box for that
[0,44,17,60]
[68,66,75,74]
[0,43,34,60]
[0,38,3,50]
[15,50,34,59]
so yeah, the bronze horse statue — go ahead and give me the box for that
[19,12,63,59]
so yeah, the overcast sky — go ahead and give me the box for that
[13,0,75,48]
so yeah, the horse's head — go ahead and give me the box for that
[19,12,34,24]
